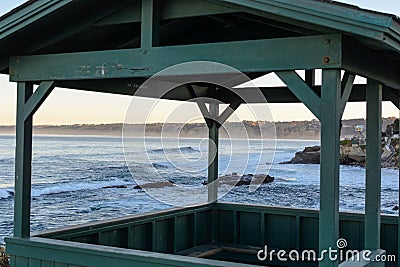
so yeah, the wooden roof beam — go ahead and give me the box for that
[9,34,342,82]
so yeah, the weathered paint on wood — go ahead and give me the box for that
[14,82,33,238]
[7,203,398,267]
[9,34,342,82]
[365,80,382,250]
[319,70,341,267]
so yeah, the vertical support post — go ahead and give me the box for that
[319,70,341,267]
[208,103,219,203]
[365,79,382,250]
[14,82,33,238]
[305,69,316,87]
[141,0,160,49]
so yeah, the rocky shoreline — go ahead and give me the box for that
[133,174,275,189]
[0,247,8,267]
[281,144,398,169]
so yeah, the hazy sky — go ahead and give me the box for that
[0,0,399,125]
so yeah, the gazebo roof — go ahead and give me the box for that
[0,0,398,106]
[0,0,399,70]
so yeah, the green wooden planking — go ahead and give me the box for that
[232,211,237,244]
[9,34,342,82]
[0,0,135,72]
[319,69,341,267]
[380,223,398,257]
[40,204,212,240]
[0,0,74,40]
[339,220,364,251]
[343,39,400,89]
[265,214,296,250]
[217,0,397,49]
[96,0,236,26]
[1,0,399,51]
[7,236,256,267]
[41,260,55,267]
[14,82,33,238]
[10,255,16,267]
[195,210,212,245]
[54,263,68,267]
[365,80,382,251]
[28,258,41,267]
[175,215,195,252]
[15,256,28,267]
[130,223,152,251]
[153,219,174,253]
[300,217,319,251]
[217,210,234,243]
[259,213,266,248]
[98,231,109,246]
[6,203,400,267]
[237,212,260,246]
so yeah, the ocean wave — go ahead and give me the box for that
[0,180,136,200]
[31,180,133,197]
[275,177,297,182]
[152,162,172,169]
[150,146,200,153]
[0,188,13,200]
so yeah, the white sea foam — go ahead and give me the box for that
[31,180,133,197]
[0,188,13,199]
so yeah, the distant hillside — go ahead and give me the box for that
[0,118,397,140]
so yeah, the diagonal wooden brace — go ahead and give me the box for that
[276,71,321,120]
[23,81,55,121]
[340,71,355,117]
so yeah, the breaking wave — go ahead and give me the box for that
[0,180,134,200]
[151,146,200,153]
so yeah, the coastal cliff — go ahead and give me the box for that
[0,118,396,140]
[282,142,399,168]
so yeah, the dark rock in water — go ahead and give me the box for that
[281,146,321,164]
[393,205,399,211]
[204,173,274,186]
[281,145,366,166]
[104,185,128,189]
[261,174,274,183]
[303,146,321,153]
[134,181,174,189]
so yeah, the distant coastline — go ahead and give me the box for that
[0,118,396,140]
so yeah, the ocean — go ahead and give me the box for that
[0,135,398,244]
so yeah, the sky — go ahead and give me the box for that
[0,0,399,125]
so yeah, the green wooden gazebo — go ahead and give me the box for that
[2,0,400,266]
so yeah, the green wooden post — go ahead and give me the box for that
[141,0,159,49]
[319,69,341,267]
[208,103,219,203]
[365,79,382,250]
[14,82,33,238]
[305,69,316,87]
